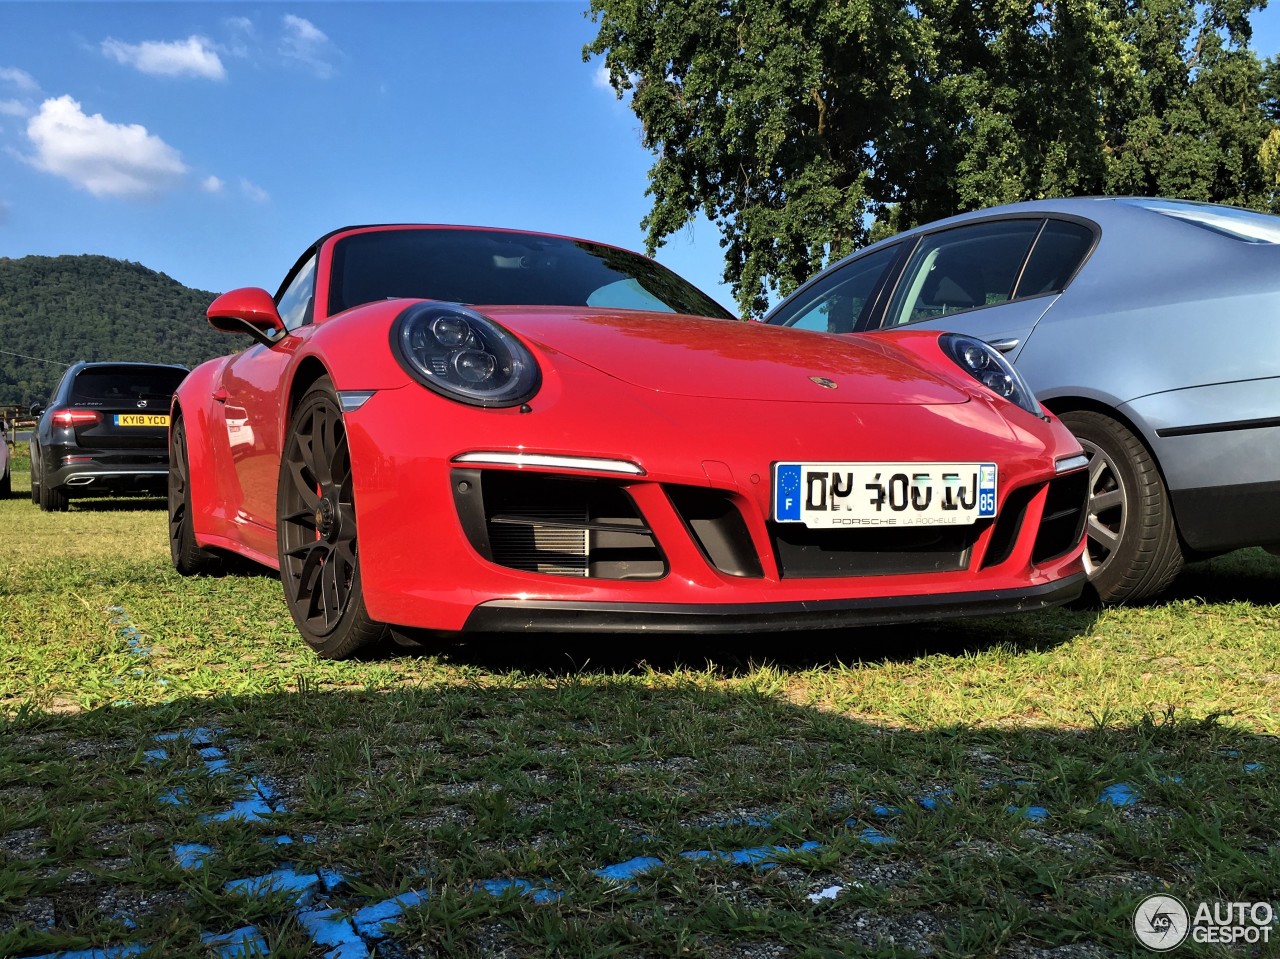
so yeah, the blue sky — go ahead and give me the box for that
[3,1,1280,316]
[0,1,738,309]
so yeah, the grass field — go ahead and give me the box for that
[1,450,1277,958]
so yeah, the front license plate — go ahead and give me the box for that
[773,462,997,528]
[114,414,170,427]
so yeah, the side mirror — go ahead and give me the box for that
[29,403,44,417]
[207,288,287,347]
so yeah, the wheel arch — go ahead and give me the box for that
[287,357,332,417]
[1041,394,1187,541]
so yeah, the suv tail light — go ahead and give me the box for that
[51,409,103,428]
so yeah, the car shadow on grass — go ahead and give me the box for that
[1159,547,1280,607]
[61,495,168,512]
[0,686,1274,959]
[411,602,1102,676]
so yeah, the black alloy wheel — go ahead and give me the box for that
[1060,409,1183,605]
[276,377,386,658]
[169,415,223,575]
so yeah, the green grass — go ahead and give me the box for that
[1,460,1277,958]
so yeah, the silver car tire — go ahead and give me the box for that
[1060,410,1183,605]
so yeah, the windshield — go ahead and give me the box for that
[327,228,734,319]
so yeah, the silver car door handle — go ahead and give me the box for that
[987,338,1020,353]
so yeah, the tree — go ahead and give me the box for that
[587,0,1275,316]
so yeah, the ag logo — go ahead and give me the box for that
[1133,894,1189,951]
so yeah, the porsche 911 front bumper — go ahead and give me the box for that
[344,382,1090,635]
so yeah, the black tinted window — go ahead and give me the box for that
[884,220,1040,327]
[1016,220,1094,297]
[327,229,733,319]
[768,244,899,333]
[70,367,186,404]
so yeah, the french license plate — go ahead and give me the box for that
[114,414,170,427]
[774,462,997,528]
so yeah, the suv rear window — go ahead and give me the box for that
[70,368,187,405]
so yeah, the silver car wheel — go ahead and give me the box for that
[1078,437,1127,578]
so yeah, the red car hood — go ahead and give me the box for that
[480,306,969,405]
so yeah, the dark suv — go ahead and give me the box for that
[30,361,188,512]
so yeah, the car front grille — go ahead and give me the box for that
[768,521,980,578]
[452,467,1084,582]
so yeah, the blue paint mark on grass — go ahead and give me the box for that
[155,727,224,746]
[681,840,824,868]
[474,878,563,904]
[202,777,279,824]
[1099,782,1140,807]
[297,908,369,959]
[173,842,212,870]
[351,890,431,940]
[201,926,269,958]
[916,788,954,811]
[594,856,664,882]
[855,826,896,845]
[1009,804,1049,822]
[26,947,147,959]
[225,867,324,906]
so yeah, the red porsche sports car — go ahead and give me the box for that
[171,225,1090,657]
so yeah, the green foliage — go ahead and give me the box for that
[0,255,225,406]
[587,0,1278,315]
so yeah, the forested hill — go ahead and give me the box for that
[0,254,228,407]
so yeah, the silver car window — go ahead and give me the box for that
[884,221,1040,327]
[769,244,900,333]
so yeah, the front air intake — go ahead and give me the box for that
[452,469,666,579]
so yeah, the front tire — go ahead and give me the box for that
[169,415,223,575]
[1060,410,1183,605]
[277,377,387,659]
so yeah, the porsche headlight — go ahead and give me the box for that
[939,333,1042,417]
[390,303,540,407]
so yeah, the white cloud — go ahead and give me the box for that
[0,67,38,92]
[0,99,27,117]
[240,177,269,203]
[25,95,188,198]
[280,15,336,79]
[101,35,226,80]
[200,175,224,193]
[223,16,255,57]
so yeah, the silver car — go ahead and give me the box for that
[766,197,1280,603]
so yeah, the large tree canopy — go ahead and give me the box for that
[586,0,1278,315]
